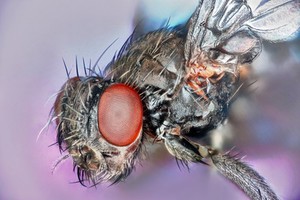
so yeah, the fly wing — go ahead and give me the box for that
[245,0,300,42]
[185,0,300,64]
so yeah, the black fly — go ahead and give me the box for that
[50,0,300,199]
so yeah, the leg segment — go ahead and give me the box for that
[161,133,279,200]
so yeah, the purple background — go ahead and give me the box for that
[0,0,300,200]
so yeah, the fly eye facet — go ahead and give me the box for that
[98,83,143,146]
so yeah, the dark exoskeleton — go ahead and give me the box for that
[52,0,300,200]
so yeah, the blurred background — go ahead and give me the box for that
[0,0,299,199]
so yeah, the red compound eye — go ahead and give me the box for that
[98,83,143,146]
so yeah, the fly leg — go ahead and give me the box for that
[160,133,206,164]
[208,151,279,200]
[160,132,279,200]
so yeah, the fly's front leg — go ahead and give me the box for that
[169,139,279,200]
[209,152,279,200]
[162,133,204,163]
[158,124,279,200]
[157,123,207,164]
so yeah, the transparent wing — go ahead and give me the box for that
[246,0,300,41]
[185,0,300,63]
